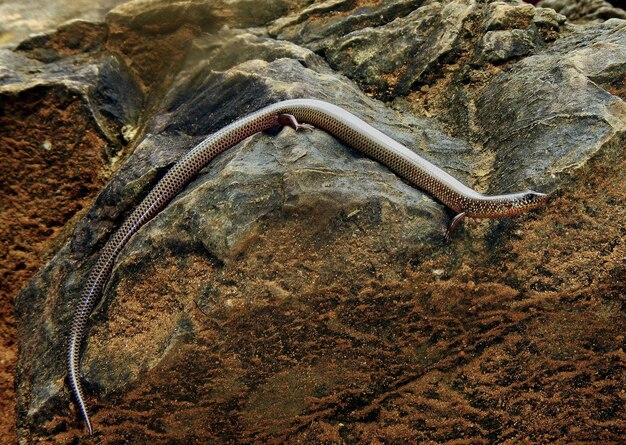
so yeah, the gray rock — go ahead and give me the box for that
[325,0,477,98]
[178,29,328,75]
[0,0,125,48]
[280,0,570,100]
[136,56,479,261]
[475,19,626,194]
[538,0,626,22]
[484,1,536,31]
[106,0,310,31]
[1,20,143,143]
[533,6,568,28]
[480,29,536,63]
[0,49,42,84]
[269,0,425,52]
[547,18,626,83]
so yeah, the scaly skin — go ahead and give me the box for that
[68,99,547,434]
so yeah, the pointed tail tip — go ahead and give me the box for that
[78,404,93,435]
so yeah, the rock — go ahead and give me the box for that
[269,0,425,52]
[0,0,125,48]
[325,0,477,98]
[15,27,479,441]
[484,1,536,30]
[0,49,42,84]
[1,10,141,444]
[9,0,626,443]
[280,0,570,100]
[2,20,143,143]
[178,29,326,74]
[106,0,310,32]
[475,19,626,194]
[533,6,568,28]
[538,0,626,22]
[480,29,535,63]
[103,0,312,94]
[14,20,106,63]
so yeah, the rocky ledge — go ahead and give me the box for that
[6,0,625,443]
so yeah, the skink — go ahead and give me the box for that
[68,98,547,434]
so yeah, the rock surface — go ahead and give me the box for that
[0,0,127,48]
[538,0,626,22]
[6,0,626,443]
